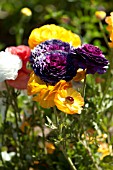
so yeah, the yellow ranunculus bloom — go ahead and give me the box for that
[32,80,72,108]
[54,88,84,114]
[28,24,81,49]
[33,88,55,108]
[95,11,106,20]
[27,71,47,95]
[105,12,113,28]
[105,12,113,48]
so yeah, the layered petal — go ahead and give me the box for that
[0,51,22,82]
[54,88,84,114]
[73,44,109,74]
[27,71,47,95]
[5,45,31,73]
[30,39,78,84]
[5,45,31,89]
[28,24,81,49]
[6,71,30,89]
[105,12,113,48]
[31,79,72,108]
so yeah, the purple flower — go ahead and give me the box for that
[30,39,78,84]
[73,44,109,74]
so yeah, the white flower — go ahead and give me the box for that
[0,51,22,82]
[1,151,15,161]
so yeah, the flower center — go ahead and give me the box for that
[65,96,74,104]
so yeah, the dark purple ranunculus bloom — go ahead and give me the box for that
[30,39,78,84]
[73,44,109,74]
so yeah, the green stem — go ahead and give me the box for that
[80,140,102,170]
[4,82,22,159]
[40,109,47,154]
[82,73,87,98]
[99,21,110,49]
[61,146,77,170]
[53,107,77,170]
[53,106,58,127]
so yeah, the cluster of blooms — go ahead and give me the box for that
[0,23,109,114]
[27,24,109,114]
[82,131,112,160]
[105,12,113,48]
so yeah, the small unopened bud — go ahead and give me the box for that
[21,7,32,17]
[95,11,106,20]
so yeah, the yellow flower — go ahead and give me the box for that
[95,11,106,20]
[21,7,32,16]
[28,24,81,49]
[27,71,47,95]
[97,142,111,160]
[105,12,113,32]
[33,80,72,108]
[54,88,84,114]
[105,12,113,48]
[27,71,84,113]
[73,69,86,82]
[33,87,55,108]
[45,142,55,154]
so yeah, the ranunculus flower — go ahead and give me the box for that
[105,12,113,48]
[30,39,78,85]
[28,24,81,49]
[0,51,22,82]
[54,87,84,114]
[73,44,109,74]
[27,71,72,108]
[5,45,31,89]
[105,12,113,33]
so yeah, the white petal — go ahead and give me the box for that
[0,51,22,82]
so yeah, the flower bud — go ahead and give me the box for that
[21,7,32,17]
[95,11,106,20]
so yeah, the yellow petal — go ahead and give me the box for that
[28,24,81,49]
[27,71,47,95]
[54,88,84,114]
[95,11,106,20]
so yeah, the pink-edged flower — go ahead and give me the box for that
[5,45,31,89]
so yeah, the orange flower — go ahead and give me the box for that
[73,69,86,82]
[45,142,55,154]
[33,87,55,108]
[54,88,84,114]
[33,80,71,108]
[27,72,84,113]
[105,12,113,48]
[105,12,113,33]
[27,71,47,95]
[28,24,81,49]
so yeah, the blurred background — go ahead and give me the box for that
[0,0,112,50]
